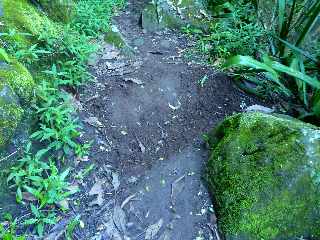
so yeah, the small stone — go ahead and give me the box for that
[133,37,145,47]
[128,176,138,184]
[159,39,171,49]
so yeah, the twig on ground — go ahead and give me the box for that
[0,149,20,163]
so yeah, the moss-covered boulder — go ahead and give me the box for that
[1,0,62,48]
[37,0,75,22]
[206,112,320,240]
[0,59,35,102]
[0,83,24,148]
[141,0,209,32]
[0,50,34,148]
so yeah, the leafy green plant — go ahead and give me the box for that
[14,44,50,65]
[205,0,320,120]
[57,60,92,86]
[72,0,125,37]
[75,164,95,180]
[0,47,11,62]
[75,141,92,158]
[272,0,320,58]
[3,0,125,237]
[24,204,56,237]
[31,80,82,154]
[188,0,267,61]
[23,161,75,207]
[182,25,204,37]
[65,215,81,240]
[8,145,76,207]
[7,143,50,203]
[225,0,320,119]
[201,21,266,60]
[0,214,25,240]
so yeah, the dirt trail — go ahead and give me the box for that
[68,1,259,239]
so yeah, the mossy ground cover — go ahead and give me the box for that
[206,112,320,239]
[0,0,125,237]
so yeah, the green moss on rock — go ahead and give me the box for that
[1,0,62,48]
[0,83,23,148]
[0,57,35,103]
[0,51,33,147]
[206,112,320,239]
[37,0,75,22]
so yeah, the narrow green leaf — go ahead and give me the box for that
[312,91,320,117]
[16,187,23,203]
[24,218,38,226]
[224,55,279,80]
[278,0,286,34]
[269,60,320,89]
[60,168,70,181]
[37,222,44,236]
[43,217,56,225]
[278,38,317,62]
[296,1,320,46]
[0,48,11,63]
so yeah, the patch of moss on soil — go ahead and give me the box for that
[206,112,320,239]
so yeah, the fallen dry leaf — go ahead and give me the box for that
[76,156,89,163]
[158,230,171,240]
[66,184,80,193]
[22,192,37,201]
[124,77,144,85]
[89,180,105,206]
[168,100,181,110]
[104,219,122,240]
[137,138,146,153]
[57,199,69,210]
[121,194,137,209]
[101,51,119,60]
[145,219,163,240]
[113,205,127,234]
[171,175,186,205]
[84,117,104,128]
[112,172,120,192]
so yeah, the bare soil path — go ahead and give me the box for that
[63,1,260,239]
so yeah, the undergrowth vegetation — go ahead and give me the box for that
[0,0,124,237]
[188,0,320,122]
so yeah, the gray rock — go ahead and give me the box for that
[132,37,145,47]
[159,39,171,49]
[0,85,19,104]
[105,25,135,57]
[141,0,210,32]
[245,104,274,113]
[141,3,161,32]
